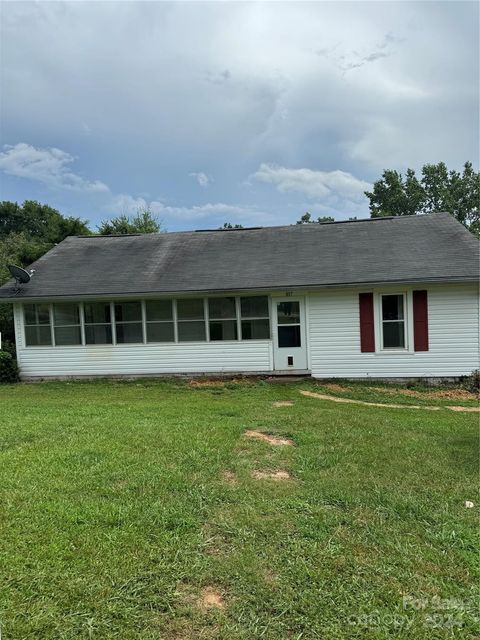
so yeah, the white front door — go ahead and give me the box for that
[273,298,308,371]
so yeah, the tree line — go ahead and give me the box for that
[296,162,479,234]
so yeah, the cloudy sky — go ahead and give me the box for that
[0,1,478,231]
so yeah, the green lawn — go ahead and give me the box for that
[0,379,478,639]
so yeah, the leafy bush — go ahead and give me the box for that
[0,351,19,384]
[464,369,480,393]
[1,339,16,358]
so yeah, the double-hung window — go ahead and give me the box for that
[381,294,406,349]
[145,300,175,342]
[209,297,237,340]
[240,296,270,339]
[24,304,52,346]
[177,298,206,341]
[53,303,82,345]
[115,302,143,343]
[84,302,113,344]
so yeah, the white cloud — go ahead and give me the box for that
[111,193,265,221]
[0,143,109,193]
[0,1,477,229]
[109,193,276,227]
[0,140,269,227]
[189,172,212,188]
[253,163,371,202]
[317,30,405,73]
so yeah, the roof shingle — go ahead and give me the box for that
[0,213,478,299]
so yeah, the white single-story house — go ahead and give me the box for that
[0,212,478,381]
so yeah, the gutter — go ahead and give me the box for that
[0,277,478,303]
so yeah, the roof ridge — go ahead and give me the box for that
[73,212,442,238]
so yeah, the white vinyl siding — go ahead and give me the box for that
[308,283,479,378]
[12,283,479,379]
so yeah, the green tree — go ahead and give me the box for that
[0,201,90,352]
[218,222,244,229]
[365,162,480,236]
[0,232,37,349]
[98,208,163,234]
[296,212,335,224]
[0,200,90,242]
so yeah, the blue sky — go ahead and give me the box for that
[0,1,478,231]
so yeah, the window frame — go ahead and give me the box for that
[82,301,114,346]
[176,297,208,343]
[144,299,175,344]
[52,302,83,346]
[374,291,413,354]
[22,303,54,347]
[208,296,238,342]
[239,295,271,341]
[114,300,145,345]
[21,294,273,348]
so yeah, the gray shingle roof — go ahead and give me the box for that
[0,213,478,299]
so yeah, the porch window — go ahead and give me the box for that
[84,302,113,344]
[23,294,274,348]
[53,303,82,345]
[381,294,406,349]
[145,300,175,342]
[208,297,237,341]
[114,302,143,343]
[240,296,270,340]
[177,298,206,341]
[24,303,52,346]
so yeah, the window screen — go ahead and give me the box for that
[240,296,270,340]
[114,302,143,343]
[84,302,113,344]
[145,300,174,343]
[53,303,82,345]
[177,298,206,341]
[209,297,237,341]
[24,303,52,346]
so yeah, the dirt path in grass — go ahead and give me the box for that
[300,390,480,412]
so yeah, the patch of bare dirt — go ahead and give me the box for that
[300,390,479,413]
[266,376,305,384]
[370,386,478,401]
[198,586,225,611]
[263,568,279,585]
[323,383,349,393]
[299,390,440,410]
[189,377,252,388]
[252,469,292,480]
[272,401,294,407]
[189,379,226,388]
[221,470,237,485]
[244,430,294,446]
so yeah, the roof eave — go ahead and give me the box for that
[0,275,477,302]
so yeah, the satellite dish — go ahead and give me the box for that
[8,265,34,290]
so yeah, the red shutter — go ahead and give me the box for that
[359,293,375,352]
[413,290,429,351]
